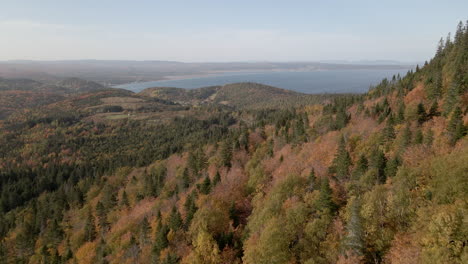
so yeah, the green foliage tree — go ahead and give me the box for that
[168,206,183,231]
[342,198,365,257]
[369,147,387,184]
[447,106,466,145]
[330,136,352,181]
[84,209,97,242]
[317,177,337,213]
[200,175,211,195]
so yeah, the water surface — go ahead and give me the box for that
[115,69,410,94]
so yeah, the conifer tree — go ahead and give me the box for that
[168,206,183,231]
[153,221,169,257]
[342,198,364,257]
[352,155,368,181]
[424,129,435,146]
[383,115,396,142]
[396,101,406,123]
[200,175,211,195]
[84,209,96,242]
[139,217,151,245]
[96,201,109,235]
[120,190,129,208]
[428,100,440,118]
[414,128,424,144]
[307,168,317,191]
[330,136,352,181]
[416,103,427,125]
[369,147,387,184]
[182,167,190,189]
[401,124,412,148]
[447,106,467,145]
[184,192,198,229]
[212,171,221,186]
[317,177,337,213]
[220,141,233,168]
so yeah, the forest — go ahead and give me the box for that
[0,21,467,264]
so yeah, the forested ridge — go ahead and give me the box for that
[0,22,467,264]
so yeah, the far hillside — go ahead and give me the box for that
[139,82,345,109]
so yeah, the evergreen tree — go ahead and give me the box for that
[352,155,368,181]
[220,141,233,168]
[384,155,401,179]
[395,102,406,123]
[330,136,352,181]
[96,201,109,235]
[153,221,169,257]
[168,206,183,231]
[342,198,364,257]
[95,238,109,264]
[369,147,387,184]
[447,106,467,145]
[383,115,396,142]
[428,100,440,118]
[414,128,424,144]
[184,192,198,229]
[84,209,96,242]
[443,83,459,116]
[307,168,317,191]
[200,175,211,195]
[182,168,190,189]
[317,177,337,213]
[120,190,129,208]
[139,217,151,245]
[101,185,117,210]
[212,171,221,186]
[424,129,435,146]
[416,103,427,125]
[401,124,412,148]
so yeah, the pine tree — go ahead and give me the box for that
[153,221,169,257]
[383,115,396,142]
[414,128,424,144]
[342,198,364,257]
[443,83,459,116]
[447,106,467,145]
[424,129,435,146]
[395,101,406,123]
[317,177,337,213]
[330,136,352,181]
[416,103,427,125]
[307,168,317,191]
[384,155,401,179]
[220,141,233,168]
[182,167,190,189]
[168,206,183,231]
[200,175,211,195]
[101,185,117,210]
[96,201,109,235]
[401,124,412,148]
[120,190,129,208]
[184,192,198,229]
[369,147,387,184]
[352,155,368,181]
[84,209,96,242]
[212,171,221,186]
[95,238,109,264]
[139,217,151,245]
[428,100,440,118]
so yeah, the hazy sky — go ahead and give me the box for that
[1,0,467,62]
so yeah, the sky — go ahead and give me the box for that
[1,0,467,62]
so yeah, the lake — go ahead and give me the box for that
[114,69,411,94]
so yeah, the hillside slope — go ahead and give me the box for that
[0,22,467,264]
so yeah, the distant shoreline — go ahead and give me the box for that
[114,66,412,87]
